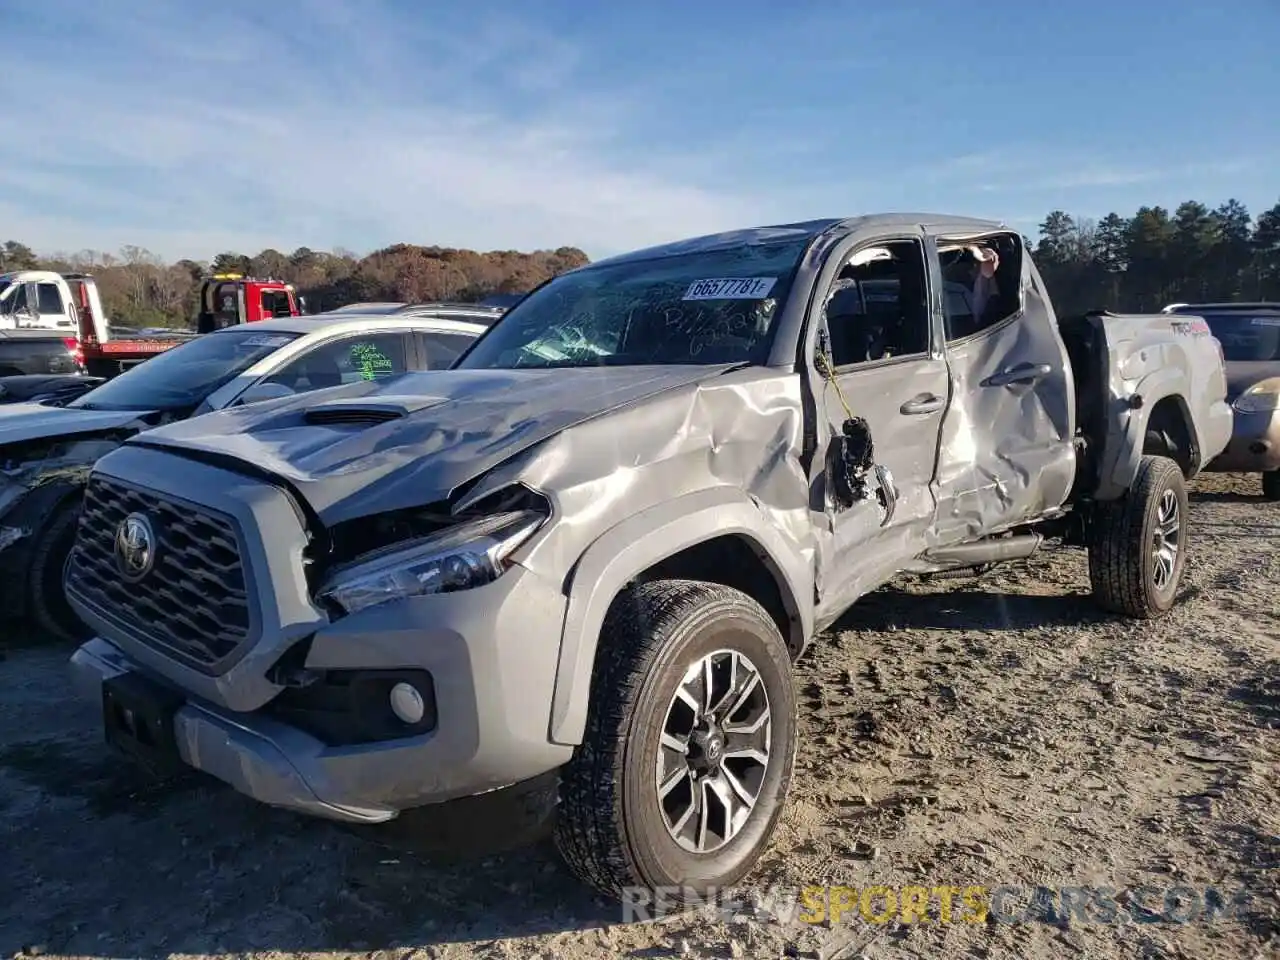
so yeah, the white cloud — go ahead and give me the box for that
[3,0,1271,262]
[0,0,765,261]
[954,151,1263,195]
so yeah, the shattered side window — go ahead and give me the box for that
[457,239,811,369]
[939,234,1024,340]
[825,241,932,365]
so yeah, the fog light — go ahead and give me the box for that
[389,682,426,724]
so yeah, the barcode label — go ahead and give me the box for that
[683,277,777,301]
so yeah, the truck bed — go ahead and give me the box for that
[0,328,78,339]
[81,330,196,378]
[1058,309,1233,502]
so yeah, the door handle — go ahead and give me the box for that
[900,393,945,415]
[984,362,1052,388]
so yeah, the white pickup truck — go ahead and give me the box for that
[0,271,191,379]
[0,269,84,330]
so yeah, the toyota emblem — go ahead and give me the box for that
[114,513,156,580]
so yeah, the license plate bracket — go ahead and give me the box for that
[102,671,185,775]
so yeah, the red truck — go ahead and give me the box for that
[195,273,304,332]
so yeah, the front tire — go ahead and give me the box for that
[554,579,797,905]
[28,502,92,643]
[1088,455,1189,618]
[1262,470,1280,502]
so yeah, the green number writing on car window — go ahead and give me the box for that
[350,342,394,380]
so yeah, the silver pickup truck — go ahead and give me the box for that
[65,214,1232,905]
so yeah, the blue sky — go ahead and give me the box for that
[2,0,1277,261]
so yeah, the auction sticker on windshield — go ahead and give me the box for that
[683,277,777,300]
[242,335,294,348]
[1250,317,1280,326]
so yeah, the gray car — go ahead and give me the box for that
[66,214,1231,905]
[1162,301,1280,499]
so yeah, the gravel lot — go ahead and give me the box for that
[1,472,1276,960]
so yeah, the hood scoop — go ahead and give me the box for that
[302,394,449,427]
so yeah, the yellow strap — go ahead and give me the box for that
[815,347,855,423]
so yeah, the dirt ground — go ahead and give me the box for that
[1,472,1276,960]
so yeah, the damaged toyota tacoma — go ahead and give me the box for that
[66,214,1232,903]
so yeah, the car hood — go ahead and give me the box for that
[1224,360,1280,400]
[130,365,737,526]
[0,402,158,446]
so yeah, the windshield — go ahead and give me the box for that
[1198,313,1280,362]
[456,239,811,369]
[69,328,302,411]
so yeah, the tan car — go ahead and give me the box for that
[1165,302,1280,499]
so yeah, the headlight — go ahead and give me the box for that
[1233,382,1280,413]
[317,509,545,616]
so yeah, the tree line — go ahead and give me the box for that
[2,194,1278,328]
[1030,197,1280,316]
[0,240,590,328]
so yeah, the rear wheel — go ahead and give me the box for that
[554,579,797,905]
[1263,470,1280,502]
[1088,455,1189,618]
[28,502,92,643]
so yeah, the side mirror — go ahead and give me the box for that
[237,381,296,405]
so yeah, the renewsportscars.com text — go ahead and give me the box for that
[621,883,1252,926]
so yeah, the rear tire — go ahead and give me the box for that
[1263,470,1280,502]
[554,579,797,906]
[1088,455,1189,618]
[28,502,92,643]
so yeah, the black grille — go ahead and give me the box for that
[67,475,254,673]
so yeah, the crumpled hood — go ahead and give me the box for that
[131,365,736,526]
[0,401,156,447]
[1224,361,1280,400]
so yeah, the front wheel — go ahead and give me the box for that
[1262,470,1280,502]
[554,579,797,906]
[1088,455,1189,618]
[28,502,93,643]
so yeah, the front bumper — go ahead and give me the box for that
[64,444,575,822]
[72,637,396,822]
[1204,407,1280,473]
[70,560,576,822]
